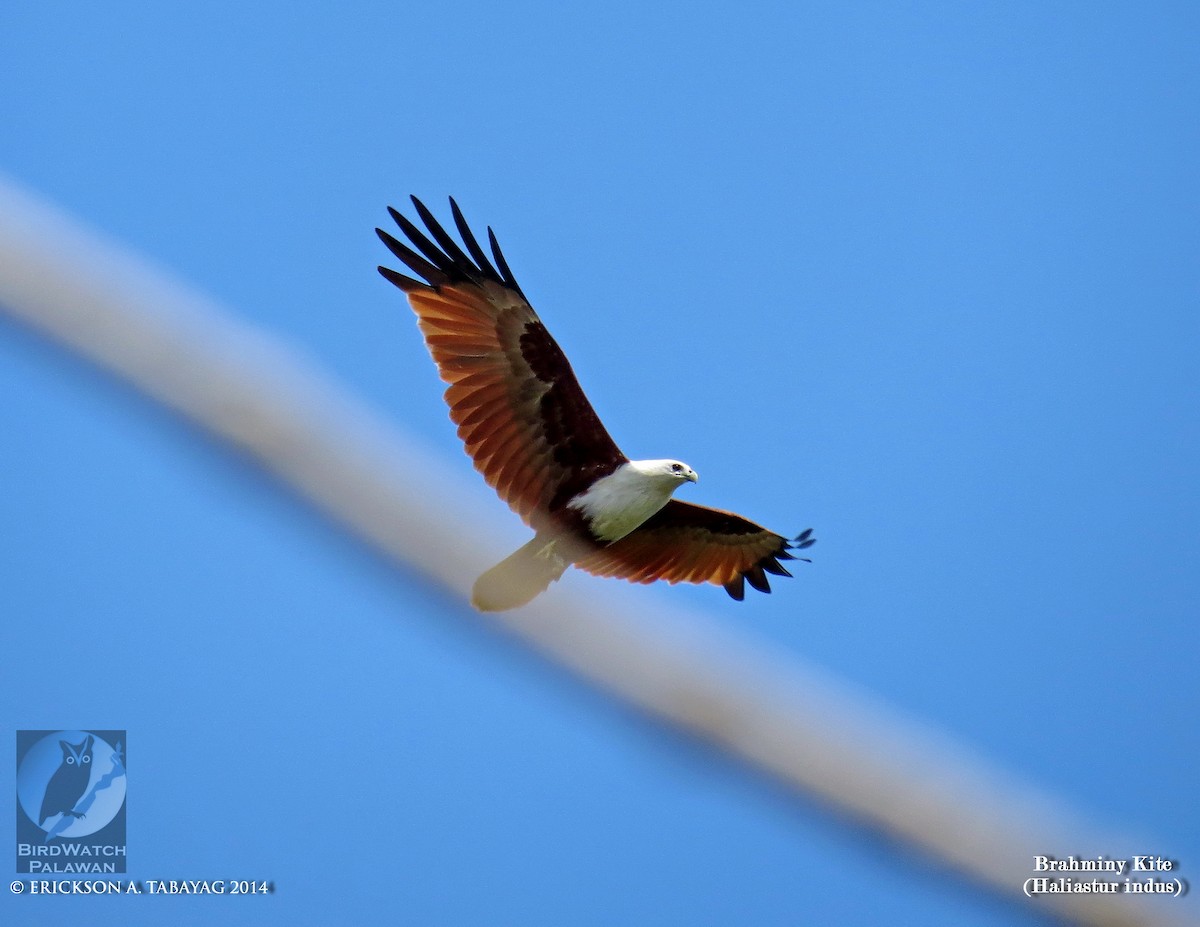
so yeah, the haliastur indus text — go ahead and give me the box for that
[377,197,815,611]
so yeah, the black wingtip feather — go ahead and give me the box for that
[378,198,526,298]
[449,197,500,279]
[376,227,450,287]
[726,531,815,602]
[762,557,792,578]
[745,566,772,594]
[487,225,525,298]
[388,207,459,275]
[410,196,476,271]
[377,265,425,292]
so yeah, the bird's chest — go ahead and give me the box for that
[567,470,674,543]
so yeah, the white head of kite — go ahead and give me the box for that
[377,197,814,611]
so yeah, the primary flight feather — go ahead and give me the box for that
[376,197,815,610]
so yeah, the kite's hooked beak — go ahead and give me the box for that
[686,469,699,484]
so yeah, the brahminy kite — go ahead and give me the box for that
[377,197,815,610]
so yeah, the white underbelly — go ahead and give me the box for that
[567,466,676,542]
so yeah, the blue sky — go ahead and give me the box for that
[2,2,1197,925]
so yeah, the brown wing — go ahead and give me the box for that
[376,196,626,530]
[575,500,816,600]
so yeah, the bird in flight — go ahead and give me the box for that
[377,197,815,610]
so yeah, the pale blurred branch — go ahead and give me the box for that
[0,175,1188,927]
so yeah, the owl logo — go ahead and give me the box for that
[38,734,94,826]
[16,730,126,841]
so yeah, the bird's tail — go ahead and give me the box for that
[472,536,569,611]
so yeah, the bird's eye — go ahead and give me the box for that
[82,755,91,763]
[671,463,682,473]
[66,757,75,764]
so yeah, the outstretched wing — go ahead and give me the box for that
[377,197,626,530]
[575,500,815,600]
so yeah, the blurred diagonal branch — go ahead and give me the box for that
[0,175,1188,927]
